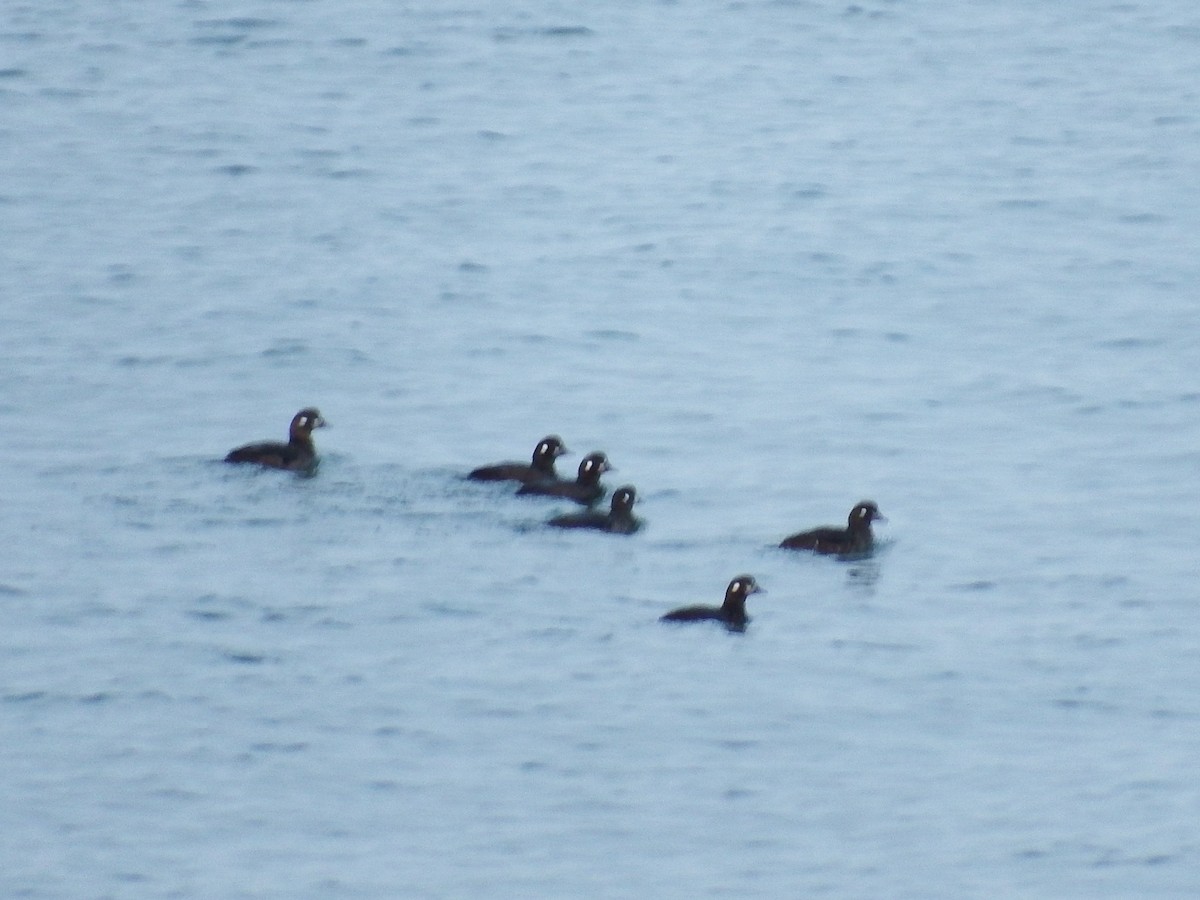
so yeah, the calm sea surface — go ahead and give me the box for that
[3,2,1199,897]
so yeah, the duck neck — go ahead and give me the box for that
[289,429,314,451]
[848,513,873,538]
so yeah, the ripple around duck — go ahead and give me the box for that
[2,690,116,706]
[195,18,281,31]
[3,691,48,704]
[951,580,998,592]
[189,34,247,47]
[221,650,270,665]
[492,26,594,42]
[829,639,922,655]
[1014,843,1183,869]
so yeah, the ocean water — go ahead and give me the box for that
[3,1,1199,897]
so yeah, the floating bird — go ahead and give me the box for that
[224,408,327,472]
[548,485,641,534]
[517,451,612,506]
[468,435,568,484]
[660,575,762,632]
[780,501,885,556]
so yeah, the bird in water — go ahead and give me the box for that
[224,408,327,473]
[468,435,568,484]
[548,485,641,534]
[517,451,613,506]
[660,575,763,633]
[779,501,885,556]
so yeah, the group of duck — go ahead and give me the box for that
[224,409,887,632]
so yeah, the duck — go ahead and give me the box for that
[548,485,641,534]
[468,435,568,484]
[660,575,762,632]
[517,451,612,506]
[779,501,885,556]
[224,408,327,472]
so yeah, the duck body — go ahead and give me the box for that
[225,408,327,472]
[660,575,762,633]
[780,501,884,556]
[517,451,612,506]
[549,486,641,534]
[469,435,567,484]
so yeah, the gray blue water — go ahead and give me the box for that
[3,2,1199,897]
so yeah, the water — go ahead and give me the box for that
[3,2,1199,897]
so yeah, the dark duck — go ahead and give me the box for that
[779,501,885,556]
[224,408,327,472]
[517,451,612,506]
[468,435,568,484]
[548,485,641,534]
[660,575,762,632]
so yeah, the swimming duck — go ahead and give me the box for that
[224,408,327,472]
[660,575,762,632]
[517,451,612,506]
[468,435,568,484]
[548,485,641,534]
[780,501,885,556]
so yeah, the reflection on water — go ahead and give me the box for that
[845,557,883,592]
